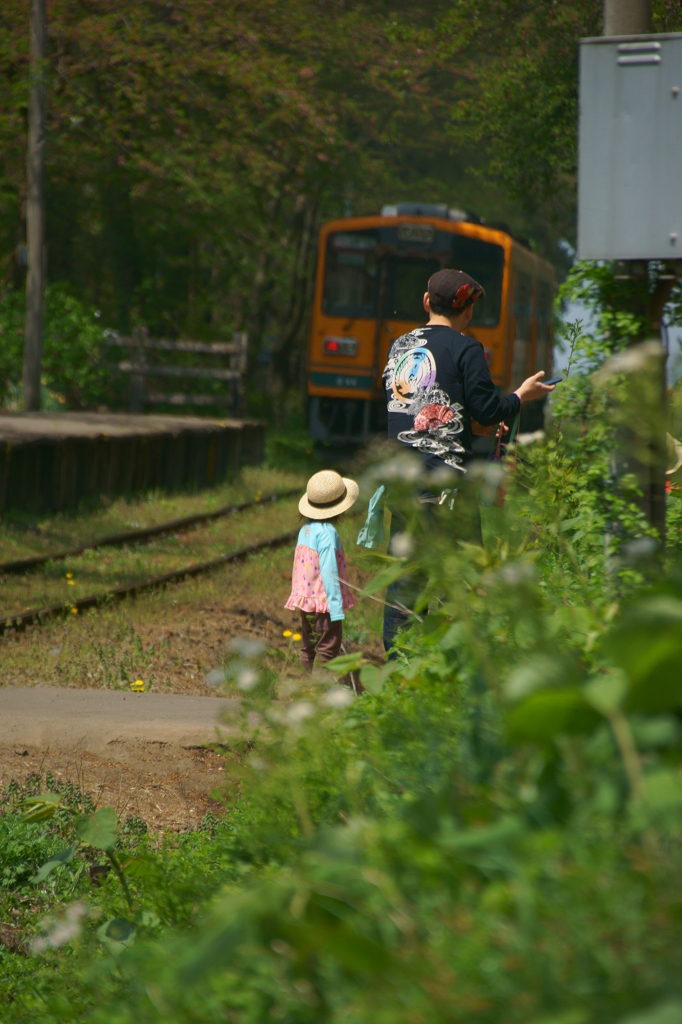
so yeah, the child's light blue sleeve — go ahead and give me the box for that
[356,485,385,549]
[317,525,344,622]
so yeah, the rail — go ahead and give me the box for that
[1,528,299,636]
[0,490,300,575]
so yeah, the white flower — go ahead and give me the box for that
[237,668,259,691]
[377,453,422,481]
[229,637,265,660]
[516,430,545,446]
[390,532,414,558]
[286,701,316,723]
[322,686,354,709]
[204,667,226,687]
[31,903,87,954]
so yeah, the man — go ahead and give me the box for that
[381,267,554,650]
[384,268,553,472]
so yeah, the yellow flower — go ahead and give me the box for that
[282,629,292,638]
[66,572,73,579]
[71,607,78,615]
[67,580,75,586]
[130,679,145,692]
[292,633,302,641]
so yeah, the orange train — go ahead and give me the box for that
[306,203,554,444]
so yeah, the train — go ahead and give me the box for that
[306,202,554,444]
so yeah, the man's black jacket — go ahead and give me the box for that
[384,323,521,472]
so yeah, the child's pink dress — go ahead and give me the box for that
[285,521,355,620]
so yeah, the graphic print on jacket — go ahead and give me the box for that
[383,327,466,472]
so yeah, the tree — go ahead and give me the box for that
[439,0,682,240]
[2,0,571,412]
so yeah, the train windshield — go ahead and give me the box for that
[323,232,378,317]
[387,256,440,321]
[322,229,505,326]
[451,235,505,327]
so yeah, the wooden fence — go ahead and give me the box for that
[102,327,248,413]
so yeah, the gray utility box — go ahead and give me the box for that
[578,33,682,260]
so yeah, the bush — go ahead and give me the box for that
[2,266,682,1023]
[0,285,114,410]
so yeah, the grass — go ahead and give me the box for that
[0,465,306,566]
[0,494,300,618]
[1,497,385,692]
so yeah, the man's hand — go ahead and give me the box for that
[495,422,510,440]
[514,371,556,404]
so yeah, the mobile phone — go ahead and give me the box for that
[544,376,563,385]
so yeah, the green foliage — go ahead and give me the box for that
[0,284,111,408]
[74,809,118,853]
[440,1,682,230]
[1,0,508,408]
[3,283,682,1022]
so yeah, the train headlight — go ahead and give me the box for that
[323,337,358,356]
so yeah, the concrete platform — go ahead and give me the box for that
[0,412,265,514]
[0,685,238,754]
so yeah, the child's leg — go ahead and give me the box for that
[315,613,343,664]
[298,610,318,671]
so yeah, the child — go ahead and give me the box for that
[285,469,359,669]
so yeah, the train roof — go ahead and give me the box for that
[320,209,552,275]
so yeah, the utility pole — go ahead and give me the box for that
[602,0,668,549]
[603,0,651,36]
[23,0,46,413]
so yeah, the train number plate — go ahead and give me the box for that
[397,223,435,243]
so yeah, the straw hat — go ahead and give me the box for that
[299,470,359,520]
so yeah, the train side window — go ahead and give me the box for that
[322,232,378,318]
[511,270,533,386]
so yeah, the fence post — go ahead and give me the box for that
[230,331,248,413]
[129,326,148,413]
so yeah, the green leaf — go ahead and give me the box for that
[602,595,682,713]
[617,1001,682,1024]
[30,843,78,884]
[359,661,399,696]
[439,815,524,855]
[97,917,136,955]
[324,652,364,675]
[506,688,602,743]
[19,792,62,824]
[630,770,682,830]
[75,807,118,852]
[361,561,412,596]
[121,854,156,880]
[504,653,581,702]
[583,673,627,715]
[630,715,681,750]
[528,1011,589,1024]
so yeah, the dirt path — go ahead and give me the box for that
[0,686,242,830]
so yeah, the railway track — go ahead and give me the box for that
[0,528,299,636]
[0,489,299,575]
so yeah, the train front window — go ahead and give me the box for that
[323,232,378,318]
[387,256,440,321]
[449,236,505,327]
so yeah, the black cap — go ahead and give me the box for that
[428,269,484,314]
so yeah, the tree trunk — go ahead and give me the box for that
[23,0,46,413]
[270,196,317,392]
